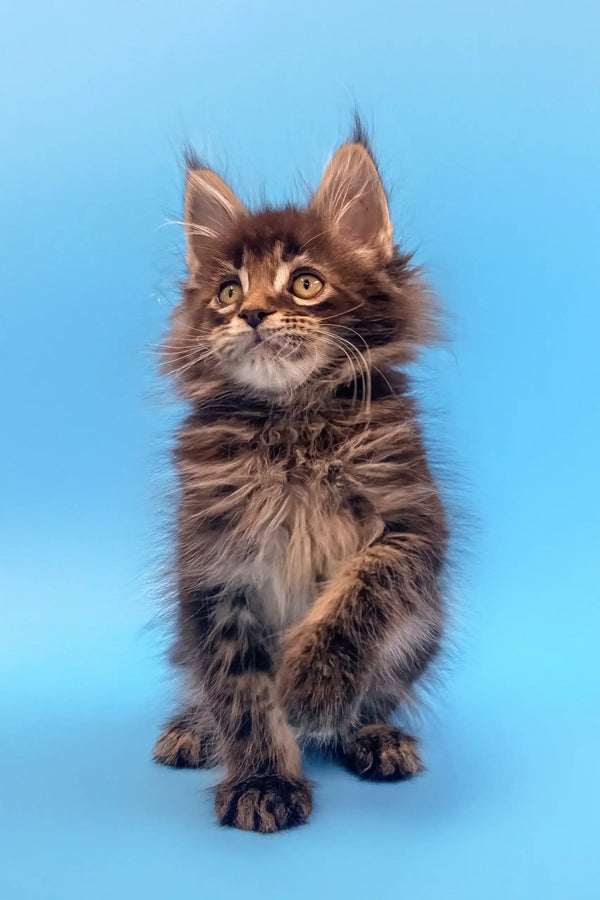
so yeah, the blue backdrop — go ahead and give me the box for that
[1,1,598,897]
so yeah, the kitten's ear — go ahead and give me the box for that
[310,142,393,258]
[184,165,247,269]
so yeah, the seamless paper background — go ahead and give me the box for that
[1,1,599,897]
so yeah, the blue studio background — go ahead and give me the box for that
[1,1,599,897]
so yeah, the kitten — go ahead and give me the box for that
[154,123,449,833]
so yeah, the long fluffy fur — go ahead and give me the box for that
[154,127,451,833]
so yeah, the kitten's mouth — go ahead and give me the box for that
[218,328,321,392]
[246,330,305,359]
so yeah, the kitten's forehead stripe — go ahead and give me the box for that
[227,216,310,270]
[238,266,250,293]
[233,243,294,297]
[282,237,303,261]
[273,263,291,293]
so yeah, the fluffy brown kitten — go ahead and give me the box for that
[154,125,449,833]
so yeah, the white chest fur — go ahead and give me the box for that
[248,489,364,630]
[180,413,386,629]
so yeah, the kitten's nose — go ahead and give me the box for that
[238,308,273,329]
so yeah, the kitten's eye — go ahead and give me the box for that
[217,281,243,307]
[291,273,324,302]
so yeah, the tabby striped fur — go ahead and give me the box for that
[154,123,450,833]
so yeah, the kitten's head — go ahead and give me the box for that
[165,129,435,399]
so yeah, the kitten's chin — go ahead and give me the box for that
[231,350,318,394]
[215,330,328,395]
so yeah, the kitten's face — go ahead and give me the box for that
[166,140,430,397]
[190,214,340,393]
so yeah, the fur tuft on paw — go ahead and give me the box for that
[154,718,217,769]
[344,724,423,781]
[215,774,313,833]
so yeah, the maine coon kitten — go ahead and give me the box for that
[154,124,449,833]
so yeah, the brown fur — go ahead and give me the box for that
[154,123,450,832]
[153,710,218,769]
[343,724,423,780]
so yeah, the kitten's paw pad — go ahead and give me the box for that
[344,725,423,781]
[215,774,313,833]
[153,724,215,769]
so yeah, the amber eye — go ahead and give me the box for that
[217,281,243,306]
[291,273,324,302]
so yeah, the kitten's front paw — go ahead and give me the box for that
[344,724,424,781]
[154,716,217,769]
[279,625,359,736]
[215,774,313,833]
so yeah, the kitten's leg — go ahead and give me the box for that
[154,707,219,769]
[278,531,442,743]
[337,642,437,779]
[184,587,312,833]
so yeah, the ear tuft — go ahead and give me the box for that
[349,112,374,155]
[310,141,393,258]
[184,165,247,269]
